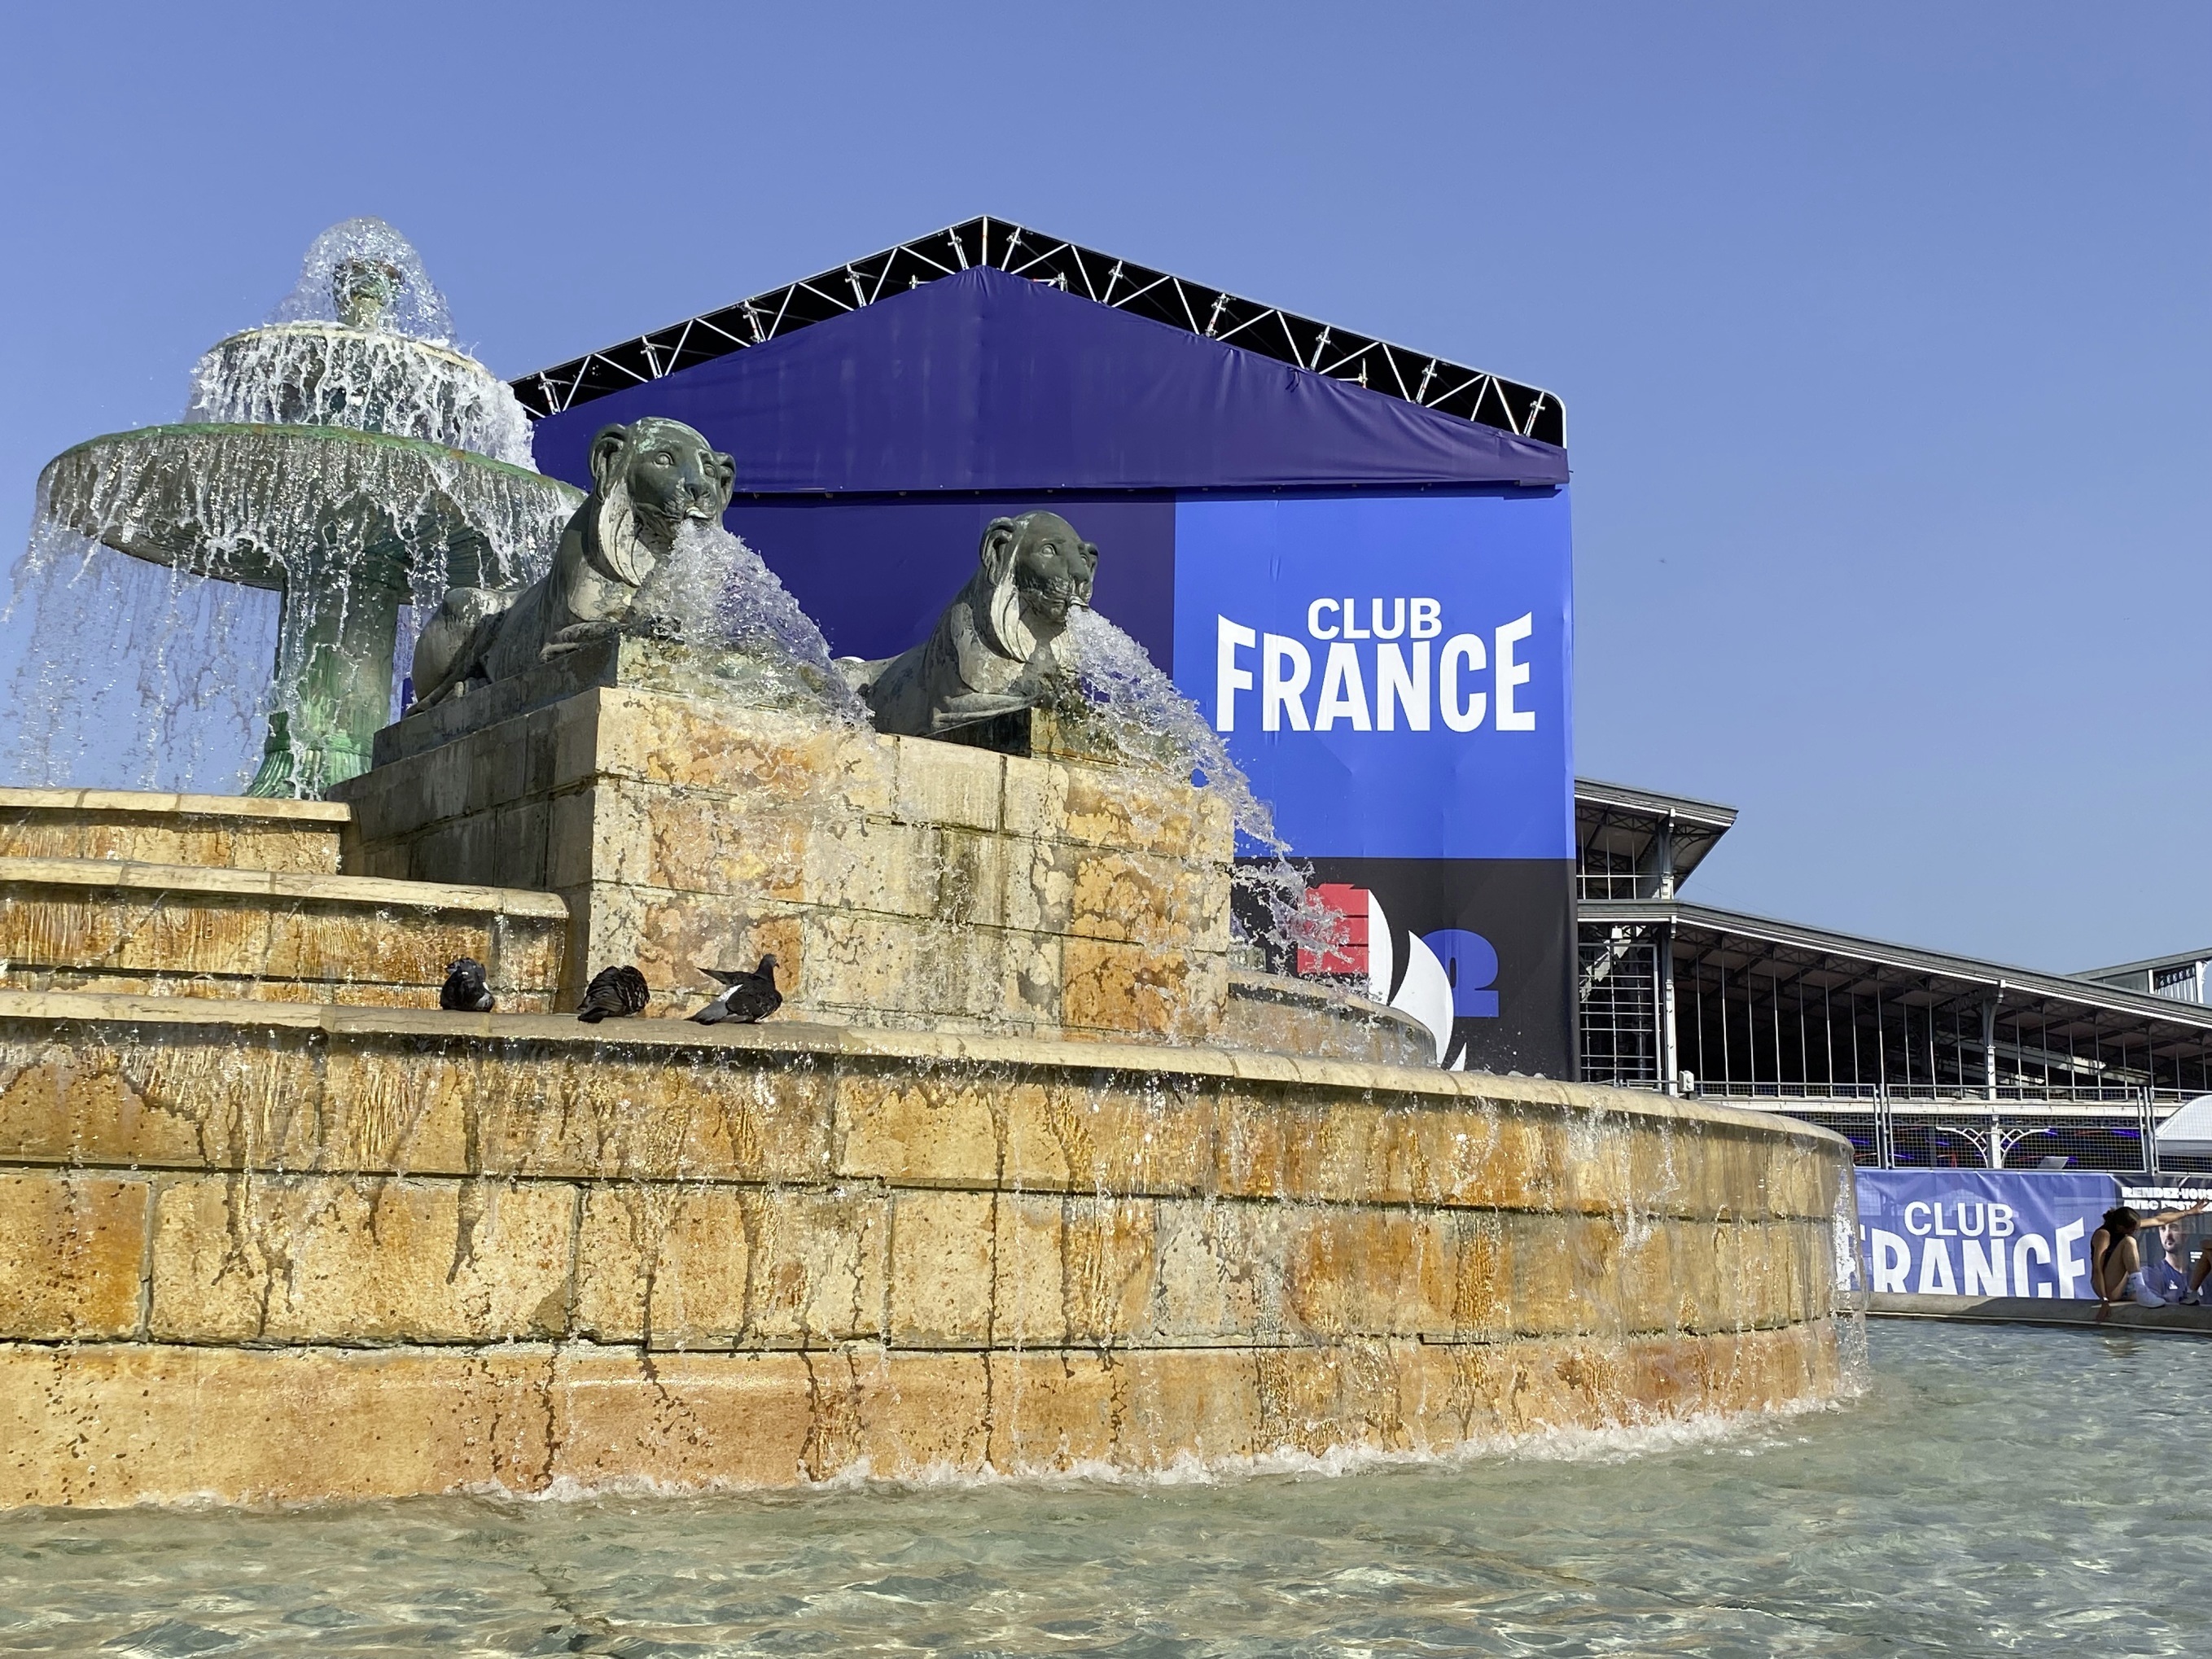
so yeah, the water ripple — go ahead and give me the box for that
[2,1324,2206,1656]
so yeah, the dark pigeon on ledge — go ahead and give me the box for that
[440,957,494,1013]
[689,955,782,1025]
[577,964,650,1023]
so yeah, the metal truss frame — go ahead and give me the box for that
[511,217,1566,448]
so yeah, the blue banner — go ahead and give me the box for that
[1853,1171,2122,1298]
[1171,491,1574,860]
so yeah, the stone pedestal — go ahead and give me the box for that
[330,639,1235,1041]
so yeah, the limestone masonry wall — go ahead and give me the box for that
[0,996,1851,1507]
[333,678,1237,1042]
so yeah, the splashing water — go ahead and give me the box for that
[186,217,537,470]
[1062,607,1347,963]
[266,217,456,344]
[0,218,573,794]
[186,328,538,469]
[2,428,575,793]
[631,520,874,725]
[0,521,278,793]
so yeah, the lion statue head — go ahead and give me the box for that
[974,510,1099,663]
[585,416,738,585]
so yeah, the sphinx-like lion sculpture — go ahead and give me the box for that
[410,417,737,708]
[844,510,1098,737]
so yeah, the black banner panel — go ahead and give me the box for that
[1235,856,1577,1079]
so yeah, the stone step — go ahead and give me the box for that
[0,788,348,874]
[0,856,567,1009]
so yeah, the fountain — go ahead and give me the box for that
[18,220,579,797]
[0,235,1855,1509]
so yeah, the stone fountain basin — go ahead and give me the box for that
[36,423,580,590]
[0,990,1851,1507]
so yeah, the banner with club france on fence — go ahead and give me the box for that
[1851,1170,2123,1298]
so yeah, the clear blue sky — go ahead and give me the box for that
[1,2,2204,974]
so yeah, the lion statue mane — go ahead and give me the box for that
[844,510,1099,738]
[410,417,737,709]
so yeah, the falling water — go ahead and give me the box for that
[633,520,874,725]
[0,218,572,795]
[266,217,458,343]
[188,215,536,466]
[186,327,537,469]
[1062,606,1347,963]
[0,520,278,794]
[4,436,572,793]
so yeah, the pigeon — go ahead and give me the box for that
[440,957,494,1013]
[577,964,650,1023]
[688,955,782,1025]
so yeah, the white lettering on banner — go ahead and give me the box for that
[1439,635,1487,733]
[1495,613,1535,732]
[1991,1204,2017,1238]
[1917,1239,1958,1294]
[1871,1230,1911,1293]
[1313,644,1372,731]
[2057,1219,2088,1299]
[1963,1239,2007,1296]
[1904,1202,1932,1237]
[1210,603,1542,735]
[1262,634,1311,732]
[2013,1233,2053,1298]
[1216,617,1255,733]
[1376,642,1429,732]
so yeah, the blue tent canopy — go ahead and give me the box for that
[531,266,1566,497]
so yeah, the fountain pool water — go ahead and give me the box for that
[2,1322,2197,1656]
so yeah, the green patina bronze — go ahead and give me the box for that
[31,254,580,799]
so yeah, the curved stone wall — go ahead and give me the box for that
[0,994,1851,1508]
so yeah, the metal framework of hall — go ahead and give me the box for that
[511,217,1565,448]
[1574,780,2212,1177]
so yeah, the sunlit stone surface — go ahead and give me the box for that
[0,994,1847,1507]
[333,637,1242,1041]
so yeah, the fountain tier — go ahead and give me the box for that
[16,221,570,800]
[0,994,1848,1507]
[36,423,578,798]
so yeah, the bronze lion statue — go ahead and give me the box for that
[844,510,1098,737]
[410,417,737,708]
